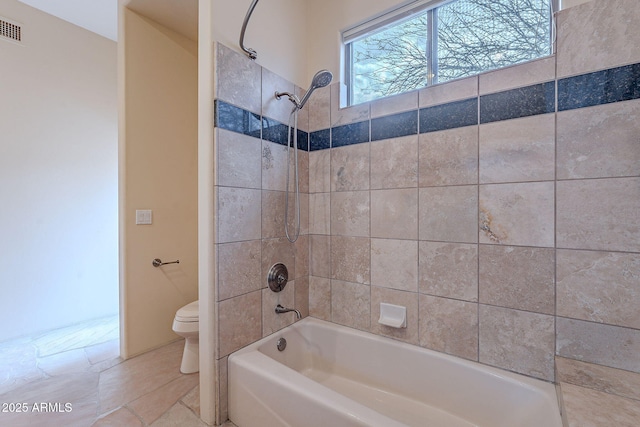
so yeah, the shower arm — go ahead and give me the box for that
[239,0,260,60]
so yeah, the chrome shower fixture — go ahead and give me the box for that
[275,69,333,111]
[275,70,332,242]
[240,0,260,60]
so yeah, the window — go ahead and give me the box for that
[345,0,553,105]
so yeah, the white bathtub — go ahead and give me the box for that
[228,318,563,427]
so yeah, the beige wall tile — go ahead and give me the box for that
[218,240,262,301]
[294,275,310,318]
[371,189,418,240]
[371,239,418,293]
[331,191,370,237]
[331,82,370,127]
[309,193,330,235]
[262,141,289,191]
[297,192,310,236]
[331,236,370,284]
[308,85,331,132]
[216,357,228,425]
[479,182,554,247]
[419,75,478,108]
[218,187,261,243]
[419,242,478,302]
[217,129,261,189]
[557,0,640,77]
[262,190,285,239]
[557,249,640,329]
[557,99,640,179]
[310,235,330,278]
[261,237,296,283]
[419,186,478,243]
[331,280,371,331]
[556,357,640,401]
[309,276,331,321]
[561,383,640,427]
[297,151,310,194]
[370,135,418,189]
[331,143,370,192]
[294,84,311,133]
[557,177,640,252]
[419,295,478,361]
[557,317,640,373]
[309,150,331,193]
[294,234,309,279]
[370,286,419,345]
[479,245,555,315]
[262,282,296,336]
[371,90,419,118]
[216,44,261,114]
[218,290,262,358]
[419,126,478,187]
[479,114,555,183]
[262,68,295,124]
[479,305,555,381]
[479,56,556,95]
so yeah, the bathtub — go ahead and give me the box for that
[228,317,563,427]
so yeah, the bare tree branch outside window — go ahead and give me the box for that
[350,0,551,105]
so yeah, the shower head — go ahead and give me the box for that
[311,69,333,88]
[297,69,333,110]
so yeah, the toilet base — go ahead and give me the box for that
[180,337,199,374]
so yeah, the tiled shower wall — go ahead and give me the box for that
[212,0,640,422]
[213,43,311,423]
[305,0,639,392]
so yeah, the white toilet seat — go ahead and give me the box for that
[175,300,199,322]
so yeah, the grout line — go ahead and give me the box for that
[476,73,481,363]
[554,55,559,380]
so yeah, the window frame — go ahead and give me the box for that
[343,0,558,106]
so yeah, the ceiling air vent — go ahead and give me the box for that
[0,17,22,44]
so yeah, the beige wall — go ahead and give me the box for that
[562,0,594,8]
[119,7,198,357]
[211,0,308,87]
[0,0,118,342]
[197,0,216,425]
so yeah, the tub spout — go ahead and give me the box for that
[275,304,301,319]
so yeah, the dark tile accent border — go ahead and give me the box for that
[261,116,289,145]
[420,98,478,133]
[331,120,370,148]
[215,61,640,152]
[296,129,309,151]
[558,63,640,111]
[480,82,555,124]
[215,101,310,150]
[214,100,261,139]
[310,129,331,151]
[371,110,418,141]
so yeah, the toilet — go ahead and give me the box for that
[172,300,199,374]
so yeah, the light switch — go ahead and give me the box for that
[135,209,152,225]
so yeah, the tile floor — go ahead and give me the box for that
[0,316,205,427]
